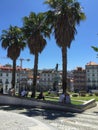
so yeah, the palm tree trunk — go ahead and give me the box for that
[32,53,38,97]
[62,46,67,93]
[12,60,16,89]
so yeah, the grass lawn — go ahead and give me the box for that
[17,91,98,105]
[45,97,83,105]
[71,100,83,105]
[42,92,98,105]
[71,95,98,101]
[34,92,98,105]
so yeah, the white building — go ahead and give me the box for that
[0,65,30,94]
[86,61,98,90]
[39,69,61,91]
[0,65,12,94]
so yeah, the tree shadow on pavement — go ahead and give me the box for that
[94,111,98,114]
[0,105,76,121]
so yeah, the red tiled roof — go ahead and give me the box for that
[0,66,28,71]
[86,61,98,65]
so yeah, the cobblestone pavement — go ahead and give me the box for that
[0,109,57,130]
[0,102,98,130]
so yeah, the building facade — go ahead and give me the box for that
[73,67,86,92]
[86,61,98,90]
[39,69,61,91]
[1,61,98,94]
[0,65,30,94]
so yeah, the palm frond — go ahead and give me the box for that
[91,46,98,52]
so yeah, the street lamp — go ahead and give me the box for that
[19,58,30,68]
[18,58,30,96]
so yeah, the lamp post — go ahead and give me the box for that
[19,58,30,68]
[18,58,30,96]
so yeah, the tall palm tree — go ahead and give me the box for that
[0,26,26,90]
[22,12,51,97]
[44,0,86,93]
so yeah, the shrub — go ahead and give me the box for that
[80,93,86,97]
[88,93,93,96]
[79,91,86,97]
[95,93,98,96]
[72,93,78,97]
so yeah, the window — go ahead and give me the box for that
[87,78,90,82]
[5,79,9,84]
[0,73,2,76]
[48,78,50,81]
[0,79,2,83]
[17,73,19,76]
[6,73,8,76]
[17,79,19,83]
[5,85,8,91]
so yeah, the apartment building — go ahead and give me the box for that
[0,64,30,94]
[73,67,86,92]
[0,65,12,94]
[1,61,98,94]
[39,69,61,91]
[86,61,98,90]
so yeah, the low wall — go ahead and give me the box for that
[91,90,98,93]
[81,99,97,111]
[0,94,97,113]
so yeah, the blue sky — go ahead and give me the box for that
[0,0,98,71]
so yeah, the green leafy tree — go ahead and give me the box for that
[44,0,86,93]
[0,26,26,90]
[22,12,51,97]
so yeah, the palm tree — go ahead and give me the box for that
[44,0,86,93]
[0,26,26,90]
[91,46,98,58]
[91,46,98,52]
[22,12,51,97]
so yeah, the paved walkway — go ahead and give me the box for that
[0,102,98,130]
[0,109,56,130]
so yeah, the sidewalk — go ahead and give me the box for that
[0,110,57,130]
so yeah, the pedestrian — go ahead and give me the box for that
[65,92,71,104]
[59,92,65,103]
[37,91,45,100]
[10,87,15,96]
[21,89,27,97]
